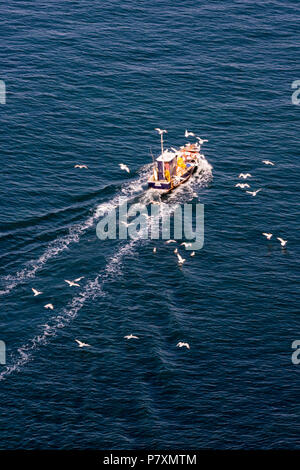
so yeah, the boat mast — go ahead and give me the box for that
[160,132,164,155]
[155,128,167,155]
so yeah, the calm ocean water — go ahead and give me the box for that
[0,0,299,449]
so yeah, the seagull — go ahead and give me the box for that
[262,233,273,240]
[235,183,250,188]
[174,248,178,254]
[121,221,134,227]
[165,239,176,244]
[185,130,195,138]
[262,160,275,166]
[32,288,42,296]
[74,164,88,169]
[75,339,90,348]
[239,173,252,179]
[177,252,186,265]
[119,163,130,173]
[277,237,287,247]
[153,247,157,253]
[177,342,190,349]
[44,303,54,310]
[124,334,139,340]
[196,136,208,145]
[65,280,80,287]
[181,242,193,248]
[190,251,195,257]
[246,189,262,196]
[155,128,167,135]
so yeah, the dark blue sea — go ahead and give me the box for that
[0,0,299,450]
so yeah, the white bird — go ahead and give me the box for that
[65,280,80,287]
[165,239,176,244]
[262,233,273,240]
[239,173,252,179]
[262,160,275,166]
[44,303,54,310]
[32,288,42,296]
[196,136,208,145]
[124,334,139,340]
[153,247,157,253]
[177,252,186,265]
[75,339,90,348]
[74,277,84,282]
[177,342,190,349]
[190,251,195,257]
[74,164,88,169]
[155,128,167,135]
[181,242,192,248]
[174,248,178,254]
[277,237,287,247]
[119,163,130,173]
[246,189,262,196]
[235,183,250,188]
[121,221,134,227]
[185,130,195,138]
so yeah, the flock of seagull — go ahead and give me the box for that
[31,269,191,349]
[235,161,288,248]
[68,133,288,356]
[57,130,204,352]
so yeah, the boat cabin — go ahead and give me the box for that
[156,151,177,180]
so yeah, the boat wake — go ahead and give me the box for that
[0,164,152,297]
[0,239,139,381]
[0,157,213,380]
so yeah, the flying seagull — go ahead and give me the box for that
[165,239,176,244]
[262,233,273,240]
[74,164,88,169]
[65,280,80,287]
[153,247,157,253]
[185,130,195,138]
[155,128,167,135]
[246,189,262,196]
[190,251,195,257]
[235,183,250,188]
[262,160,275,166]
[177,252,186,265]
[75,339,90,348]
[181,242,193,248]
[196,136,208,145]
[124,334,139,340]
[44,303,54,310]
[32,288,42,296]
[239,173,252,179]
[177,342,190,349]
[119,163,130,173]
[277,237,287,247]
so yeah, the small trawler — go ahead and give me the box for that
[148,129,207,194]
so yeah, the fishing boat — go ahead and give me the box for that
[148,129,207,194]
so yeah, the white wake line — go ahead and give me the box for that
[0,240,139,381]
[0,166,150,296]
[0,158,212,297]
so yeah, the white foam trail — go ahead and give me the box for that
[0,165,151,296]
[0,158,213,380]
[0,240,138,381]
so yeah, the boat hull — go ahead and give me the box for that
[148,164,197,193]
